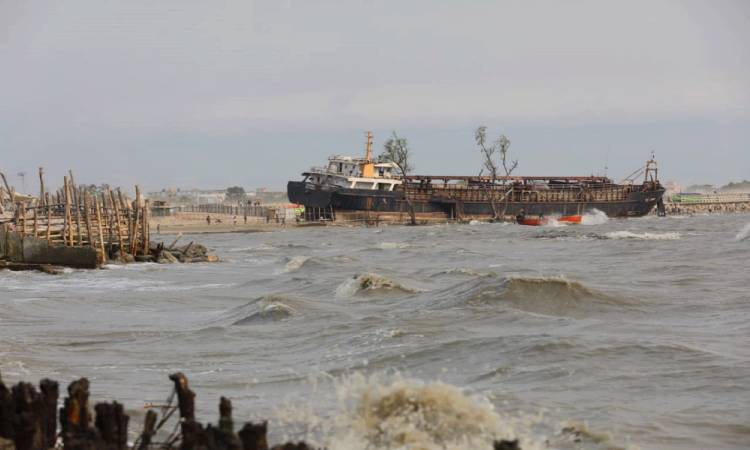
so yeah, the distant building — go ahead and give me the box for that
[146,188,226,205]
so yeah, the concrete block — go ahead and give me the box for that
[5,230,23,261]
[22,236,98,269]
[0,225,6,258]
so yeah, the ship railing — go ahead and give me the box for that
[402,182,642,203]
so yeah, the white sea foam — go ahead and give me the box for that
[335,273,419,297]
[735,222,750,242]
[605,231,681,240]
[284,255,310,273]
[581,209,609,225]
[273,373,544,450]
[377,242,410,250]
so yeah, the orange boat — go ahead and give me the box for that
[518,215,582,226]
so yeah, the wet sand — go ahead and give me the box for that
[150,213,291,234]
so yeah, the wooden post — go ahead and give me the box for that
[68,169,78,207]
[63,176,73,246]
[0,172,12,204]
[109,190,126,255]
[127,208,134,254]
[39,378,59,449]
[33,207,38,237]
[117,189,126,211]
[46,204,52,244]
[95,199,107,264]
[142,199,150,256]
[83,191,94,248]
[74,187,83,246]
[38,167,46,207]
[105,188,113,251]
[20,203,26,235]
[130,186,140,254]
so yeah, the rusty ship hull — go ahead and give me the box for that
[288,177,665,221]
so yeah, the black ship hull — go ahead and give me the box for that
[288,181,664,219]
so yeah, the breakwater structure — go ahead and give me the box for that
[0,372,521,450]
[663,192,750,215]
[0,169,214,271]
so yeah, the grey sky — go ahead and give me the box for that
[1,0,748,193]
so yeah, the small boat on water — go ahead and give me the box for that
[517,214,582,226]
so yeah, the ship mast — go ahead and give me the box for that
[360,131,375,177]
[365,131,373,162]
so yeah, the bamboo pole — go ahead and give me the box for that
[68,170,78,207]
[109,190,126,255]
[95,199,107,265]
[63,176,73,246]
[20,204,26,235]
[46,205,52,244]
[127,208,133,253]
[83,191,94,249]
[142,199,150,256]
[117,189,126,211]
[0,172,12,204]
[38,168,46,207]
[104,188,113,249]
[74,188,83,246]
[132,186,141,255]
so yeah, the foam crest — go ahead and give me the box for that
[735,222,750,241]
[377,242,411,250]
[284,255,311,273]
[223,295,300,325]
[604,231,681,240]
[581,209,609,225]
[336,273,420,297]
[274,373,542,450]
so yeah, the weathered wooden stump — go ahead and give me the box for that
[237,422,269,450]
[94,402,129,450]
[494,439,521,450]
[136,409,157,450]
[11,382,46,450]
[39,379,59,448]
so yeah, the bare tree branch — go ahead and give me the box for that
[380,131,417,225]
[476,126,518,220]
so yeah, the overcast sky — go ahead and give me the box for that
[1,0,748,193]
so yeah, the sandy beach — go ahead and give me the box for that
[150,212,292,235]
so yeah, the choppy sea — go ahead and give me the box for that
[1,212,749,449]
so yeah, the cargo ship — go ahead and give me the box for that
[287,132,665,222]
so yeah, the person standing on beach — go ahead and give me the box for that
[206,215,211,225]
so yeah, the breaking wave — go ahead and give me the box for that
[375,242,412,250]
[735,222,750,241]
[581,209,609,225]
[274,373,541,450]
[283,255,311,272]
[604,231,681,240]
[336,273,420,297]
[218,295,300,325]
[432,274,636,317]
[430,267,494,278]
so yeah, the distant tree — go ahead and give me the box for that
[379,132,417,225]
[475,126,517,220]
[225,186,246,204]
